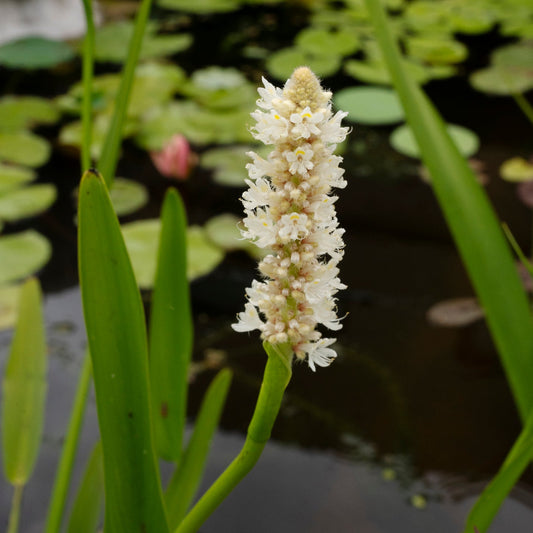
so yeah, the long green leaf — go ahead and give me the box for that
[2,277,47,486]
[464,409,533,532]
[150,188,193,462]
[67,442,104,533]
[78,169,169,533]
[364,0,533,422]
[98,0,153,186]
[165,369,232,529]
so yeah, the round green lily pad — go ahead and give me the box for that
[0,184,57,223]
[0,96,60,132]
[500,157,533,182]
[406,36,468,65]
[109,178,149,217]
[0,164,36,194]
[295,28,359,57]
[156,0,240,13]
[0,230,52,284]
[0,37,75,69]
[334,86,405,125]
[266,47,342,80]
[204,213,242,250]
[470,66,533,95]
[0,132,51,167]
[390,123,479,159]
[121,219,225,288]
[0,283,22,331]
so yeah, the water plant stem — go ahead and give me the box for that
[44,353,92,533]
[512,93,533,129]
[98,0,154,187]
[7,485,23,533]
[80,0,95,173]
[175,343,292,533]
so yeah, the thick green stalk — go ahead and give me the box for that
[80,0,95,172]
[174,343,292,533]
[7,485,23,533]
[98,0,153,186]
[44,353,92,533]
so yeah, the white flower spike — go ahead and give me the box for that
[232,67,349,371]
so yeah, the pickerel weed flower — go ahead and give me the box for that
[232,67,349,371]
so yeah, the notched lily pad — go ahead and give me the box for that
[121,219,224,288]
[295,27,359,57]
[109,178,149,217]
[0,96,60,132]
[204,213,243,251]
[0,164,36,194]
[426,297,484,327]
[157,0,240,13]
[266,47,342,80]
[0,184,57,222]
[390,123,479,159]
[334,86,404,125]
[0,37,75,69]
[406,37,468,65]
[0,132,51,167]
[0,230,52,284]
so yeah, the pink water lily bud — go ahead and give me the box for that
[150,134,197,180]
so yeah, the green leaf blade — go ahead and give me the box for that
[150,188,193,461]
[78,170,169,533]
[2,277,47,486]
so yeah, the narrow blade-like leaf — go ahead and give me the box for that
[67,442,104,533]
[150,188,193,462]
[78,169,168,533]
[464,409,533,532]
[364,0,533,421]
[2,277,47,486]
[165,369,232,529]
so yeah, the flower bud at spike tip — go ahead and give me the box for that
[150,134,197,180]
[232,67,349,371]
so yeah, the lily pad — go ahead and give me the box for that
[426,297,484,327]
[390,123,479,159]
[0,37,75,69]
[156,0,240,13]
[406,36,468,65]
[295,28,359,57]
[121,220,224,288]
[93,21,192,63]
[201,145,269,186]
[0,283,21,331]
[0,230,51,284]
[109,178,149,217]
[266,47,342,80]
[0,164,36,194]
[470,66,533,95]
[0,132,51,167]
[0,96,60,132]
[0,184,56,223]
[500,157,533,182]
[334,86,404,125]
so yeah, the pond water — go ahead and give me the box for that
[2,1,533,531]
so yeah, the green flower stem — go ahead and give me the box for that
[98,0,153,187]
[44,353,92,533]
[7,485,23,533]
[175,342,293,533]
[80,0,95,172]
[512,93,533,129]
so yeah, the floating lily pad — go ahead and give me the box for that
[295,28,359,57]
[0,164,36,194]
[390,123,479,159]
[183,67,256,110]
[266,47,342,80]
[121,220,224,288]
[93,21,192,63]
[0,283,21,330]
[406,36,468,65]
[470,66,533,95]
[0,96,60,132]
[426,297,484,327]
[0,132,51,167]
[334,86,404,125]
[201,145,268,186]
[500,157,533,182]
[136,101,251,149]
[0,37,76,69]
[156,0,240,13]
[0,230,52,284]
[0,184,56,223]
[109,178,149,217]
